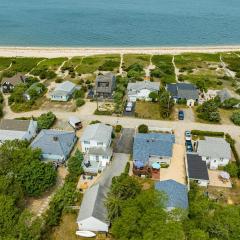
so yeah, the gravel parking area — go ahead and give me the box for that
[114,128,135,153]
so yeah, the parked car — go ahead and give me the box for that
[125,102,133,112]
[185,130,191,141]
[185,140,193,152]
[68,116,82,130]
[178,110,184,120]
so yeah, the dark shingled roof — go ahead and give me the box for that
[167,83,198,100]
[1,73,26,86]
[187,153,209,181]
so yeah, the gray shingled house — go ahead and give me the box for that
[166,83,198,106]
[95,73,116,98]
[1,73,26,93]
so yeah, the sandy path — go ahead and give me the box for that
[0,46,240,58]
[220,54,236,78]
[172,55,179,82]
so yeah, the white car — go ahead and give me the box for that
[127,102,133,107]
[185,130,191,141]
[125,106,132,112]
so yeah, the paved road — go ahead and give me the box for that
[98,153,129,188]
[3,101,240,153]
[114,128,135,154]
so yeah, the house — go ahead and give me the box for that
[186,153,209,187]
[133,133,175,177]
[0,119,37,143]
[23,83,45,101]
[80,123,113,173]
[155,180,189,210]
[127,80,160,102]
[166,83,198,106]
[30,129,77,163]
[95,73,116,98]
[83,147,113,174]
[80,123,112,153]
[197,137,231,170]
[217,89,232,103]
[1,73,26,93]
[50,81,77,101]
[77,183,109,232]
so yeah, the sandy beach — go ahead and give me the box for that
[0,45,239,58]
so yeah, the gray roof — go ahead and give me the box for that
[95,73,116,94]
[52,81,76,96]
[217,89,232,102]
[155,180,189,209]
[88,147,113,157]
[81,123,112,145]
[167,83,198,100]
[30,129,76,158]
[187,153,209,181]
[0,119,32,131]
[133,133,175,165]
[127,80,160,93]
[197,137,231,160]
[1,73,26,86]
[77,183,109,225]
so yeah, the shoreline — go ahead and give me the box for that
[0,45,239,57]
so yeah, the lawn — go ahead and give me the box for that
[123,54,151,69]
[151,55,175,84]
[0,57,13,71]
[76,54,120,74]
[135,101,173,120]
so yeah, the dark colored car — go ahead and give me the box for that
[178,110,184,120]
[185,140,193,152]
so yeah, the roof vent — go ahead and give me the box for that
[53,136,59,141]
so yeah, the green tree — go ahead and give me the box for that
[197,99,220,122]
[138,124,148,133]
[159,91,174,118]
[231,111,240,125]
[149,91,159,102]
[37,111,56,130]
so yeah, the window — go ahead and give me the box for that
[84,141,90,144]
[97,142,103,146]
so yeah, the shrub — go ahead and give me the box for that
[55,78,63,83]
[222,98,240,109]
[138,124,148,133]
[94,110,112,115]
[231,111,240,126]
[37,112,56,130]
[115,125,122,133]
[73,89,85,99]
[224,163,239,178]
[75,98,85,107]
[225,134,240,165]
[191,130,224,137]
[124,162,130,174]
[177,98,187,105]
[90,120,101,124]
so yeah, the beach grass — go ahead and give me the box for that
[221,52,240,77]
[151,55,175,84]
[76,54,121,74]
[62,56,83,69]
[123,54,151,69]
[34,57,67,71]
[0,57,13,71]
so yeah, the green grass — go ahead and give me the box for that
[175,53,221,71]
[123,54,151,69]
[221,52,240,77]
[9,58,44,73]
[151,55,175,84]
[62,57,83,69]
[0,57,13,71]
[135,101,173,120]
[33,58,67,72]
[76,54,120,74]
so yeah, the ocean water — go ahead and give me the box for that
[0,0,240,47]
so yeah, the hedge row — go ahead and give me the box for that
[191,130,224,137]
[225,134,240,165]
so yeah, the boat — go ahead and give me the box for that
[75,230,96,238]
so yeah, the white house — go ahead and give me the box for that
[50,81,78,101]
[186,153,209,187]
[81,123,113,173]
[127,80,160,102]
[30,129,77,163]
[197,137,231,170]
[77,183,109,232]
[80,123,112,153]
[0,119,38,143]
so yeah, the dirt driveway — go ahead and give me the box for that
[160,144,186,185]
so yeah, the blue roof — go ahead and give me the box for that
[133,133,175,165]
[155,180,188,209]
[31,129,76,159]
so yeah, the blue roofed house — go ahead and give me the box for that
[155,180,188,211]
[30,129,77,163]
[133,133,175,178]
